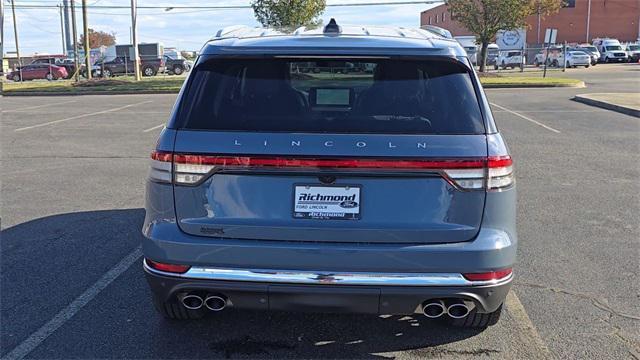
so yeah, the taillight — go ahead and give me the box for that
[149,150,172,183]
[462,268,512,281]
[149,151,514,190]
[487,155,514,190]
[145,259,190,274]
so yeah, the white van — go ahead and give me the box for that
[592,38,628,63]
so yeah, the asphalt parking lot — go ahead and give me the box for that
[1,63,639,359]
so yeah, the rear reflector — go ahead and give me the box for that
[462,268,512,281]
[149,151,514,190]
[145,259,191,274]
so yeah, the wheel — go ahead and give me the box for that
[604,57,609,63]
[552,60,558,67]
[104,69,113,77]
[45,72,54,81]
[13,74,21,82]
[151,293,206,320]
[494,64,498,70]
[447,304,503,328]
[585,65,590,68]
[501,61,506,70]
[566,61,571,68]
[172,65,184,75]
[534,59,540,67]
[142,66,156,77]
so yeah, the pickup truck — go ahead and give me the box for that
[30,57,76,79]
[163,55,190,75]
[99,56,165,77]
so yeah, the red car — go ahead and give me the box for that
[6,63,68,81]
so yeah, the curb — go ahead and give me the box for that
[572,95,640,118]
[1,89,179,96]
[482,81,585,89]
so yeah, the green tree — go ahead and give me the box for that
[251,0,326,30]
[447,0,563,72]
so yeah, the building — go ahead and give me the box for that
[420,0,640,45]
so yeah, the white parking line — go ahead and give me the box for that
[14,101,152,132]
[2,247,142,360]
[143,124,165,133]
[505,291,553,359]
[490,102,561,133]
[2,100,78,113]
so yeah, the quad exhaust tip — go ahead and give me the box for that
[204,295,227,311]
[181,294,204,310]
[422,300,447,318]
[422,299,472,319]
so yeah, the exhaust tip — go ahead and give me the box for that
[204,295,227,311]
[422,300,446,318]
[181,294,204,310]
[447,303,471,319]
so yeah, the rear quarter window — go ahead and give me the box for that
[178,57,485,134]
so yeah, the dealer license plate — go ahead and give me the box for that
[293,185,361,220]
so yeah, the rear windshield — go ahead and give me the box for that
[179,58,484,134]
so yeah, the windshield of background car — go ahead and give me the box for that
[605,45,622,51]
[629,45,640,51]
[179,58,485,134]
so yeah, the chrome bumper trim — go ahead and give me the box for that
[143,260,513,287]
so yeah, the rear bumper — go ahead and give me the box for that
[144,261,512,314]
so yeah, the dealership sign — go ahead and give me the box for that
[496,29,526,50]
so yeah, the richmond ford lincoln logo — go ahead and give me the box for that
[298,193,359,209]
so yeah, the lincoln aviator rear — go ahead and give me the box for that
[142,20,517,327]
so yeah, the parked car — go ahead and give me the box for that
[100,56,165,77]
[163,55,190,75]
[30,57,76,79]
[575,44,600,65]
[561,51,591,68]
[495,50,525,69]
[625,44,640,62]
[142,19,517,328]
[592,38,628,62]
[6,63,68,81]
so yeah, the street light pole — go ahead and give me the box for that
[10,0,21,82]
[70,0,80,81]
[82,0,91,79]
[130,0,140,80]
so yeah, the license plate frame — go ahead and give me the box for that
[292,184,361,220]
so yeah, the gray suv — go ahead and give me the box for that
[143,19,517,328]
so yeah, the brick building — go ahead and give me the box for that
[420,0,640,44]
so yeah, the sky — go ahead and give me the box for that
[3,0,441,56]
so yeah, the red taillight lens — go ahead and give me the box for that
[145,259,190,274]
[462,268,512,281]
[150,151,514,190]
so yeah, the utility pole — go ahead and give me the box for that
[1,0,4,76]
[58,4,66,54]
[63,0,72,56]
[10,0,21,82]
[81,0,90,79]
[586,0,592,43]
[130,0,140,80]
[70,0,79,81]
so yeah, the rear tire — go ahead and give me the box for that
[447,304,503,328]
[152,293,206,320]
[45,72,54,81]
[142,66,156,77]
[13,74,21,82]
[172,65,184,75]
